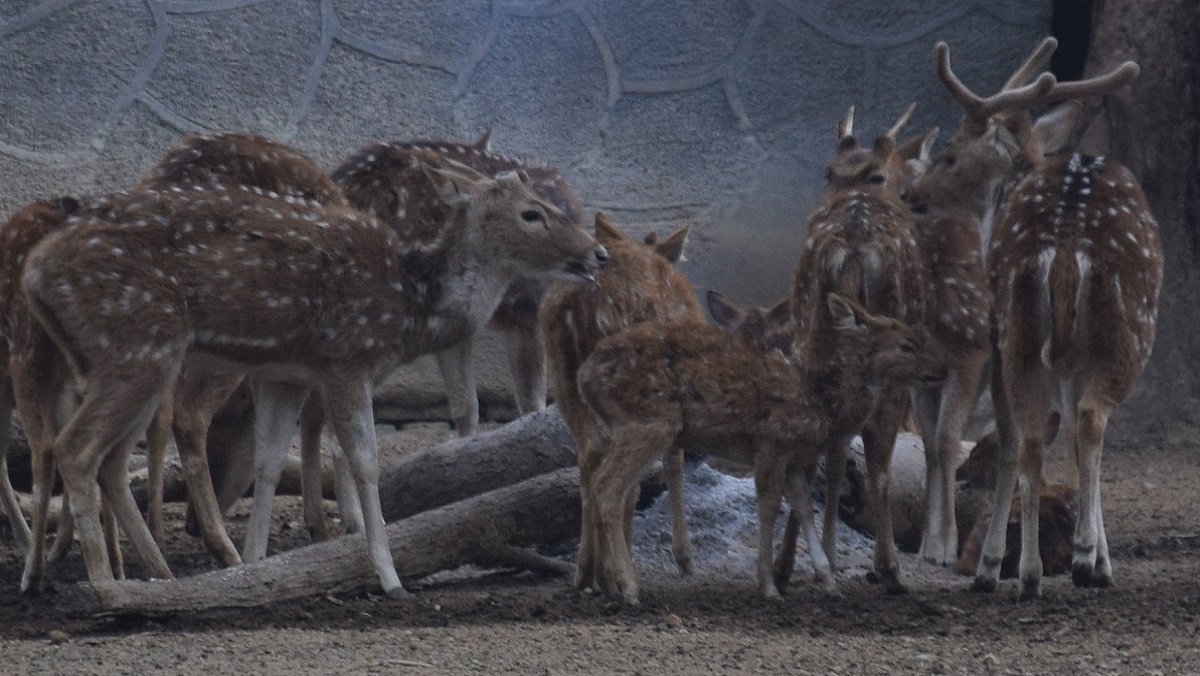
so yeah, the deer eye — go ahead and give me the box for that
[824,169,832,182]
[898,341,916,354]
[943,155,957,168]
[521,210,543,223]
[869,174,886,185]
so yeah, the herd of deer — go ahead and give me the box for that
[0,38,1162,606]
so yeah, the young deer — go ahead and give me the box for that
[539,212,704,596]
[579,294,944,604]
[19,167,607,595]
[908,38,1154,598]
[790,104,931,593]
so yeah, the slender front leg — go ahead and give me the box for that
[664,446,694,575]
[820,439,848,572]
[502,322,548,416]
[973,348,1020,593]
[753,449,789,600]
[785,461,837,594]
[321,375,407,598]
[1073,402,1112,588]
[0,380,32,554]
[144,394,174,549]
[241,381,309,563]
[436,336,480,437]
[298,395,332,542]
[860,390,908,594]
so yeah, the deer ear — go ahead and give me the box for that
[474,127,493,152]
[706,290,743,328]
[423,164,478,205]
[827,293,866,333]
[1032,102,1083,155]
[765,297,791,327]
[593,212,627,244]
[494,170,529,191]
[989,124,1022,160]
[655,224,690,263]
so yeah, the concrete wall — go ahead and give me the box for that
[0,0,1050,421]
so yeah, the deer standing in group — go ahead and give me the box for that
[789,104,934,593]
[907,37,1156,599]
[539,212,704,596]
[123,132,582,576]
[15,159,606,595]
[579,292,944,604]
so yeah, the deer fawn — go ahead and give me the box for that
[909,38,1155,598]
[790,104,931,593]
[579,293,944,604]
[18,161,607,595]
[539,212,704,596]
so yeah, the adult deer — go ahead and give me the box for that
[790,104,931,593]
[19,166,606,595]
[908,38,1155,598]
[539,212,704,596]
[579,293,944,603]
[332,130,582,435]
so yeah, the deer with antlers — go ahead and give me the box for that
[789,104,932,593]
[539,212,704,596]
[907,38,1156,598]
[16,161,606,595]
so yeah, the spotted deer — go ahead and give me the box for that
[579,293,944,604]
[790,104,932,593]
[18,164,607,595]
[908,38,1155,598]
[331,129,583,435]
[539,212,704,596]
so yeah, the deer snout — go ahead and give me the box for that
[901,189,928,215]
[564,243,609,284]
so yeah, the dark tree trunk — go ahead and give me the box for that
[1082,0,1200,440]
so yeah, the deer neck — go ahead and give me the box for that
[794,333,878,437]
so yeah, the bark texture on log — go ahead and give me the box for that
[377,407,577,522]
[80,466,584,615]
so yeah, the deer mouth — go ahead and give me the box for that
[564,260,598,284]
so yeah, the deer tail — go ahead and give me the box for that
[20,259,89,381]
[1042,247,1087,369]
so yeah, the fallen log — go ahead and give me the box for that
[79,465,584,615]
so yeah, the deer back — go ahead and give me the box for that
[541,213,704,405]
[990,153,1162,379]
[138,133,348,207]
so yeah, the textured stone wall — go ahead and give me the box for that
[0,0,1050,421]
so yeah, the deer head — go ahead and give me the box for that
[706,291,792,355]
[822,103,934,202]
[424,161,607,284]
[906,38,1140,224]
[825,293,945,389]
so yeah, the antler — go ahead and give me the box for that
[1002,37,1059,90]
[934,41,1057,133]
[886,102,917,140]
[837,106,855,142]
[1033,61,1141,106]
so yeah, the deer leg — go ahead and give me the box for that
[97,425,173,581]
[1072,396,1113,588]
[298,395,332,542]
[321,376,407,598]
[502,322,547,416]
[592,422,674,606]
[569,418,606,594]
[144,395,173,549]
[436,337,480,437]
[241,380,308,563]
[328,439,364,534]
[101,499,123,580]
[753,448,789,600]
[820,439,848,572]
[784,460,837,594]
[174,372,243,567]
[1009,370,1052,600]
[972,352,1021,593]
[0,380,32,555]
[663,446,694,575]
[860,392,908,594]
[914,386,944,563]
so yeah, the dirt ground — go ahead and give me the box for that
[1,422,1199,675]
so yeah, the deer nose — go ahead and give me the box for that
[594,245,610,268]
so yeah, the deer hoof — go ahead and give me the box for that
[1019,577,1042,600]
[970,576,997,593]
[384,584,414,600]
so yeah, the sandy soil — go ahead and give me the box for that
[1,423,1199,675]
